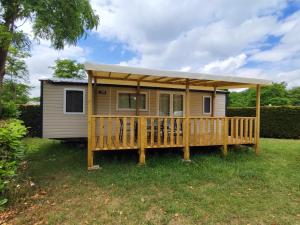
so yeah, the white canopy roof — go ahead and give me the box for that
[85,62,271,89]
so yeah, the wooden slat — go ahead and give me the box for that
[150,118,154,146]
[157,118,161,146]
[115,117,119,148]
[249,118,253,143]
[107,117,112,149]
[123,117,127,148]
[130,117,134,148]
[240,119,244,144]
[176,118,180,146]
[216,118,219,144]
[99,117,104,149]
[223,117,228,156]
[193,119,197,145]
[164,118,168,146]
[170,118,174,146]
[91,117,96,149]
[245,119,249,143]
[199,119,202,145]
[235,118,239,144]
[230,118,234,144]
[210,118,214,145]
[255,85,261,155]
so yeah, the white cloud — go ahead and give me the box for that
[14,0,300,96]
[202,54,247,74]
[26,41,88,96]
[89,0,300,87]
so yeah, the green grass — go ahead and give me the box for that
[4,138,300,224]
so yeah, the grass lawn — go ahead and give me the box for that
[2,138,300,224]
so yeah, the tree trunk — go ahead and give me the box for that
[0,46,9,117]
[0,46,8,85]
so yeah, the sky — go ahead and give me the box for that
[20,0,300,96]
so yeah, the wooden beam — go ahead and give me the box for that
[163,77,185,83]
[138,75,149,81]
[93,77,97,114]
[138,117,146,165]
[184,79,190,161]
[190,80,219,86]
[136,81,140,116]
[212,87,216,117]
[151,76,168,82]
[87,71,98,170]
[222,117,228,157]
[124,73,132,79]
[108,72,111,77]
[255,84,261,155]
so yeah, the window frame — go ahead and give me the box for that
[203,95,212,115]
[157,91,185,116]
[116,91,148,111]
[63,88,85,115]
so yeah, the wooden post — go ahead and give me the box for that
[93,77,97,114]
[255,84,261,155]
[136,81,140,116]
[184,79,190,161]
[222,117,228,157]
[87,71,99,170]
[138,117,146,165]
[212,87,216,117]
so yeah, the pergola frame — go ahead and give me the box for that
[85,63,270,170]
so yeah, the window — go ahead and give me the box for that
[117,92,147,110]
[203,96,211,114]
[173,94,184,116]
[64,89,85,114]
[158,92,184,116]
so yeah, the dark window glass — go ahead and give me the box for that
[204,97,211,114]
[66,90,84,113]
[118,93,146,109]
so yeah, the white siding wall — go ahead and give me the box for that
[43,82,88,138]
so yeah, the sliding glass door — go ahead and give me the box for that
[159,93,184,116]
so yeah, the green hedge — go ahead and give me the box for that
[227,106,300,139]
[19,105,42,137]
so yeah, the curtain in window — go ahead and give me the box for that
[66,90,83,113]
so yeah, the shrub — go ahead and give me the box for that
[0,119,27,207]
[19,105,42,137]
[0,101,20,119]
[227,106,300,139]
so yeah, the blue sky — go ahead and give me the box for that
[24,0,300,96]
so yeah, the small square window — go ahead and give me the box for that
[203,96,211,114]
[64,89,85,114]
[117,92,147,110]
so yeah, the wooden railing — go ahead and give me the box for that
[90,116,256,151]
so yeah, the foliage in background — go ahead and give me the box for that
[51,59,86,79]
[228,82,299,107]
[19,105,42,137]
[227,106,300,139]
[5,46,30,82]
[0,0,99,85]
[0,46,31,119]
[0,119,27,206]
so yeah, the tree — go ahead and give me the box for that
[228,82,298,107]
[51,59,85,79]
[6,45,30,82]
[0,0,99,85]
[288,87,300,106]
[2,81,31,104]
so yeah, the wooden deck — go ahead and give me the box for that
[91,116,256,152]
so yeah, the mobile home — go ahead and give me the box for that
[41,63,271,169]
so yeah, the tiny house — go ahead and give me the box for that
[40,63,271,169]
